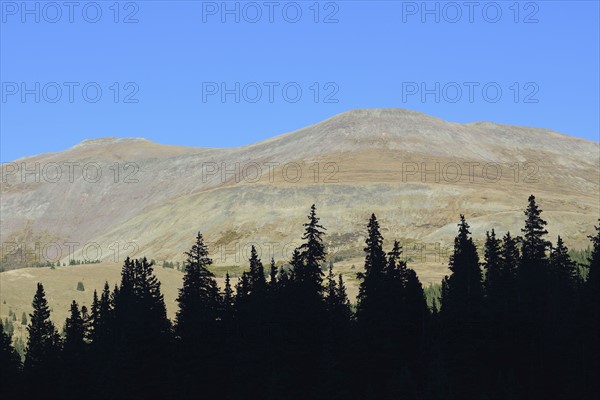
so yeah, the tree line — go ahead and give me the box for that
[1,196,599,399]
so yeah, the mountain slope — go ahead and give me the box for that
[1,109,598,271]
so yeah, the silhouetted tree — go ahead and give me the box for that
[110,257,171,399]
[517,195,551,397]
[61,300,87,398]
[175,233,220,341]
[440,215,484,399]
[582,221,600,398]
[175,233,221,398]
[24,283,61,397]
[356,214,387,324]
[222,272,234,319]
[0,319,21,395]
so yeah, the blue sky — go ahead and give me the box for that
[1,0,599,162]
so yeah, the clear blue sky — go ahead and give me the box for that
[1,0,599,162]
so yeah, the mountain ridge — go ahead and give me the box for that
[1,109,598,281]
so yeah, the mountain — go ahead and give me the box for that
[1,109,598,282]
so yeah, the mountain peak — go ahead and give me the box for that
[74,137,151,148]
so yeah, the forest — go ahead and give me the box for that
[1,195,599,400]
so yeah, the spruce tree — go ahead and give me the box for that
[516,195,552,398]
[550,236,578,290]
[521,195,550,262]
[175,233,221,398]
[175,232,220,342]
[297,204,327,291]
[484,229,502,299]
[588,220,600,296]
[247,245,267,294]
[222,272,234,318]
[584,220,600,398]
[439,215,484,399]
[63,300,85,356]
[61,300,87,398]
[24,283,61,394]
[0,319,21,390]
[325,263,338,313]
[110,257,171,399]
[356,213,387,324]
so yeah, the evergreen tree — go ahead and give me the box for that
[588,220,600,295]
[583,220,600,398]
[324,263,350,322]
[63,301,85,355]
[516,195,552,398]
[88,289,100,343]
[356,213,387,324]
[175,232,220,341]
[110,257,172,399]
[61,300,87,398]
[24,283,61,396]
[247,245,267,294]
[483,229,502,299]
[521,195,550,262]
[21,311,27,325]
[297,204,327,291]
[550,236,578,290]
[439,215,484,399]
[0,319,21,392]
[222,272,234,318]
[175,233,221,398]
[500,232,519,285]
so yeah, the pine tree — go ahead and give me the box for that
[484,229,502,299]
[110,257,171,399]
[521,195,550,262]
[61,300,88,397]
[324,263,341,316]
[584,220,600,398]
[24,283,61,391]
[88,289,100,343]
[174,233,222,398]
[519,195,551,312]
[0,319,21,389]
[63,301,86,356]
[297,204,327,291]
[515,195,553,397]
[500,232,519,284]
[223,272,234,318]
[175,232,220,341]
[21,311,27,325]
[550,236,578,289]
[248,245,267,294]
[387,240,408,283]
[356,214,387,324]
[588,220,600,295]
[439,215,484,399]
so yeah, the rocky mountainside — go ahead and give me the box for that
[1,109,598,271]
